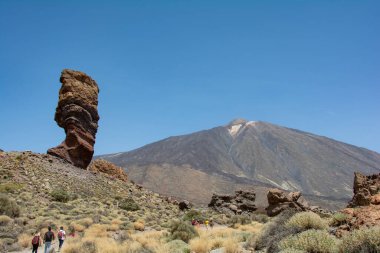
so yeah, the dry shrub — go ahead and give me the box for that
[84,224,108,238]
[285,212,328,231]
[107,224,119,231]
[340,226,380,253]
[94,237,123,253]
[279,249,306,253]
[278,229,338,253]
[170,220,198,243]
[122,240,144,253]
[130,230,165,251]
[158,240,189,253]
[0,194,21,217]
[223,237,240,253]
[77,218,93,228]
[133,220,145,231]
[209,238,224,250]
[234,222,263,234]
[111,219,122,225]
[0,215,12,226]
[18,233,30,248]
[254,209,299,253]
[70,222,85,232]
[189,237,211,253]
[61,238,84,253]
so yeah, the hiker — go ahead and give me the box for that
[57,226,66,251]
[209,219,214,229]
[31,231,42,253]
[205,219,209,230]
[43,226,55,253]
[191,219,196,226]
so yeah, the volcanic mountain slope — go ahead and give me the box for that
[99,119,380,209]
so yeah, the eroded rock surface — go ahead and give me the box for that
[48,69,99,169]
[178,200,193,211]
[266,188,311,216]
[348,172,380,207]
[88,159,128,182]
[333,172,380,236]
[208,189,257,215]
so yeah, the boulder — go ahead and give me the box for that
[178,200,192,211]
[266,189,311,216]
[88,159,128,182]
[348,172,380,207]
[208,189,257,214]
[48,69,100,169]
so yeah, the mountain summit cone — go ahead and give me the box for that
[99,120,380,209]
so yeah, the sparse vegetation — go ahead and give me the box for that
[330,212,348,226]
[119,197,140,211]
[183,209,204,222]
[278,229,338,253]
[51,189,71,203]
[340,226,380,253]
[254,209,298,252]
[0,194,20,217]
[229,214,252,226]
[170,220,198,243]
[0,183,24,193]
[0,215,12,226]
[285,211,328,231]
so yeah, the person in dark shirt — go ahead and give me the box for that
[43,226,55,253]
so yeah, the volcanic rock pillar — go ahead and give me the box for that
[48,69,100,169]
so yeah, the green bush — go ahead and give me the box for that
[183,209,204,222]
[340,226,380,253]
[252,213,270,223]
[0,215,12,226]
[285,212,328,231]
[330,212,348,226]
[254,209,299,253]
[163,240,191,253]
[279,229,338,253]
[119,198,139,211]
[170,220,198,243]
[0,194,20,217]
[229,215,252,226]
[50,189,70,203]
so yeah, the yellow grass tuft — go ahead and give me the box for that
[189,237,211,253]
[18,233,31,248]
[70,222,85,232]
[133,220,145,231]
[223,237,240,253]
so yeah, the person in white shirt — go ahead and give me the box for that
[57,226,66,252]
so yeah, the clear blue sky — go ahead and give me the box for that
[0,0,379,155]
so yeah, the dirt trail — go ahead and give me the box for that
[12,241,60,253]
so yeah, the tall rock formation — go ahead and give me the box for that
[348,172,380,207]
[48,69,100,169]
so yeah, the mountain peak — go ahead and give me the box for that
[226,118,259,137]
[228,118,248,126]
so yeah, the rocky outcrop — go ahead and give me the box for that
[348,172,380,207]
[178,200,193,211]
[266,189,311,217]
[333,172,380,236]
[88,159,128,182]
[48,69,100,169]
[208,189,257,215]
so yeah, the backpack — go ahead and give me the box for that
[32,236,39,245]
[58,231,63,239]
